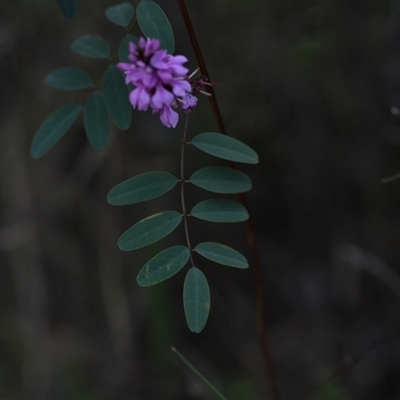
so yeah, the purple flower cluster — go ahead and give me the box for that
[117,37,197,128]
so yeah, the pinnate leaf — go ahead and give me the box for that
[107,172,178,205]
[84,92,109,150]
[195,242,248,269]
[191,199,249,223]
[190,166,252,194]
[137,0,175,53]
[137,245,190,286]
[118,211,182,251]
[45,67,93,91]
[105,3,134,27]
[192,132,259,164]
[71,35,110,59]
[183,268,210,333]
[30,103,82,159]
[57,0,76,19]
[103,65,132,130]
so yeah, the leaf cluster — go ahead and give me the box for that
[30,1,260,334]
[108,132,258,332]
[30,1,173,158]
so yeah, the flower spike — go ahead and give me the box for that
[117,37,197,128]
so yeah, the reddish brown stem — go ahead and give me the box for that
[176,1,280,399]
[177,0,226,135]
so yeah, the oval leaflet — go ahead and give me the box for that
[45,67,93,91]
[71,35,111,59]
[191,132,259,164]
[183,267,210,333]
[136,0,175,53]
[195,242,248,269]
[191,199,249,223]
[30,103,82,159]
[190,166,252,194]
[103,65,132,130]
[107,172,178,205]
[137,245,190,286]
[84,92,109,150]
[105,3,134,27]
[118,211,182,251]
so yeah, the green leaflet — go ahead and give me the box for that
[71,35,110,59]
[191,132,259,164]
[30,103,82,159]
[105,3,135,27]
[45,67,93,91]
[190,166,252,194]
[57,0,76,19]
[83,92,109,150]
[118,211,182,251]
[103,65,132,130]
[137,245,190,286]
[195,242,248,269]
[107,172,178,205]
[191,199,249,223]
[119,35,139,63]
[136,0,175,54]
[183,267,210,333]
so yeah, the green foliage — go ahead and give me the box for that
[191,199,249,223]
[137,246,190,286]
[183,268,210,333]
[83,92,109,150]
[192,132,259,164]
[30,104,82,159]
[45,67,93,91]
[31,1,259,333]
[71,35,111,59]
[190,166,252,194]
[118,211,183,251]
[119,34,139,62]
[137,0,175,53]
[103,66,132,130]
[105,3,134,27]
[107,172,178,205]
[57,0,76,19]
[195,242,248,269]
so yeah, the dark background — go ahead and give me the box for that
[1,1,400,399]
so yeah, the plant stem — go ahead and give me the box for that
[177,1,226,134]
[177,1,280,399]
[180,112,195,267]
[171,347,229,400]
[381,171,400,183]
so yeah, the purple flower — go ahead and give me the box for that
[179,94,198,111]
[160,106,179,128]
[151,84,175,111]
[129,86,150,111]
[117,37,197,128]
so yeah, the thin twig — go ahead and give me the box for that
[180,112,195,267]
[171,347,229,400]
[176,1,280,399]
[177,0,226,135]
